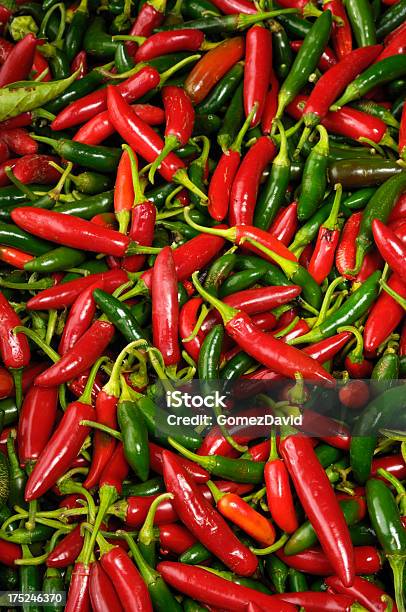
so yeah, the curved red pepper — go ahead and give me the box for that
[376,24,406,62]
[0,33,37,87]
[159,523,197,556]
[149,442,209,483]
[215,489,276,545]
[130,0,166,38]
[265,436,298,534]
[323,0,352,59]
[229,136,276,226]
[18,386,58,468]
[0,291,30,370]
[0,540,22,566]
[244,25,272,127]
[52,67,160,131]
[0,246,33,269]
[179,297,205,362]
[100,546,153,611]
[308,186,342,284]
[278,546,381,575]
[269,202,298,246]
[70,50,87,79]
[335,212,362,280]
[59,281,103,355]
[274,592,355,611]
[326,575,394,612]
[12,154,61,185]
[0,366,13,399]
[65,562,92,612]
[371,454,406,481]
[0,128,38,156]
[152,245,180,366]
[135,29,204,62]
[89,561,124,612]
[372,219,406,284]
[163,450,258,576]
[46,525,84,568]
[209,0,256,13]
[261,73,279,135]
[363,273,406,353]
[279,435,354,586]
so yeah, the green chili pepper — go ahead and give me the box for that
[131,301,152,328]
[14,3,45,24]
[43,567,64,612]
[188,136,210,207]
[68,172,113,195]
[193,113,222,136]
[351,384,406,484]
[221,352,255,381]
[145,183,177,209]
[284,498,365,555]
[276,11,311,38]
[121,477,164,497]
[115,41,135,73]
[366,478,406,612]
[24,247,87,273]
[351,101,399,129]
[371,350,399,393]
[6,434,26,509]
[2,524,54,544]
[0,566,18,590]
[290,270,381,345]
[32,135,121,173]
[204,253,237,297]
[266,555,289,593]
[0,453,9,507]
[297,125,329,221]
[182,0,221,19]
[196,63,244,115]
[276,11,332,119]
[349,522,376,546]
[169,438,265,483]
[270,19,293,81]
[388,77,406,98]
[219,269,265,298]
[0,398,18,427]
[333,56,406,109]
[254,120,291,229]
[183,598,208,611]
[328,158,403,188]
[0,221,52,255]
[0,185,47,210]
[289,568,308,592]
[45,67,109,114]
[218,82,244,152]
[48,49,70,80]
[179,542,211,565]
[350,172,406,273]
[198,324,223,381]
[93,289,148,344]
[54,191,114,219]
[314,443,343,468]
[234,255,291,286]
[20,546,42,612]
[83,16,118,57]
[345,0,376,47]
[342,187,376,211]
[138,493,173,568]
[64,0,88,61]
[376,0,406,39]
[136,396,202,451]
[118,396,149,482]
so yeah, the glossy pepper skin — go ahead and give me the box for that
[17,386,58,468]
[243,26,272,127]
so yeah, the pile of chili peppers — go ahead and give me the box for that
[0,0,405,608]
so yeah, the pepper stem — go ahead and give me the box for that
[244,237,298,279]
[337,325,364,364]
[192,272,238,325]
[239,8,299,28]
[168,436,214,470]
[138,492,173,567]
[4,167,36,200]
[83,484,118,565]
[250,532,289,555]
[294,126,312,159]
[79,356,108,405]
[173,169,208,201]
[315,275,345,327]
[11,368,23,411]
[268,427,278,461]
[273,119,290,168]
[389,556,405,612]
[80,420,122,440]
[206,480,225,504]
[13,326,59,363]
[159,54,201,85]
[376,468,406,515]
[380,279,406,311]
[184,206,234,240]
[148,135,180,185]
[122,144,144,204]
[117,530,160,587]
[323,183,342,231]
[230,104,258,153]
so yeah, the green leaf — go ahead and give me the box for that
[0,70,80,122]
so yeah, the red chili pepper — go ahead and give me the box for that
[107,86,203,198]
[46,525,84,568]
[209,0,257,13]
[308,187,342,284]
[0,157,17,187]
[213,483,276,545]
[372,219,406,284]
[89,561,124,612]
[335,211,362,280]
[11,208,133,258]
[0,33,37,87]
[159,523,197,556]
[135,29,204,62]
[124,202,157,273]
[390,218,406,243]
[129,0,167,38]
[265,431,298,534]
[0,5,11,34]
[229,136,276,226]
[73,104,165,146]
[157,562,297,610]
[323,0,352,59]
[290,39,337,72]
[208,106,254,221]
[12,154,61,185]
[185,37,245,105]
[274,592,356,611]
[27,269,128,311]
[0,246,33,269]
[0,128,38,155]
[71,50,87,78]
[301,409,351,449]
[122,494,178,528]
[17,386,58,468]
[0,114,33,130]
[163,450,258,576]
[261,72,280,135]
[25,393,97,501]
[400,102,406,161]
[0,139,9,164]
[0,366,13,399]
[65,561,92,612]
[326,576,394,612]
[141,232,226,290]
[180,297,205,362]
[277,545,381,576]
[152,246,181,367]
[269,202,298,246]
[376,25,406,62]
[32,49,51,81]
[68,370,104,404]
[99,545,153,611]
[371,454,406,481]
[0,540,22,567]
[363,273,406,353]
[114,148,134,235]
[244,440,270,462]
[149,442,209,483]
[58,281,103,355]
[244,25,272,127]
[279,435,354,586]
[34,321,113,388]
[52,67,160,131]
[149,85,195,181]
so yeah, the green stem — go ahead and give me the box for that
[389,556,405,612]
[80,420,122,440]
[269,427,278,461]
[230,104,258,153]
[337,325,365,363]
[4,167,36,200]
[103,339,147,398]
[314,276,344,327]
[191,272,237,325]
[78,356,108,405]
[122,144,144,203]
[159,54,201,85]
[380,280,406,311]
[45,309,58,346]
[250,533,289,555]
[206,480,225,504]
[323,183,342,231]
[148,134,180,185]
